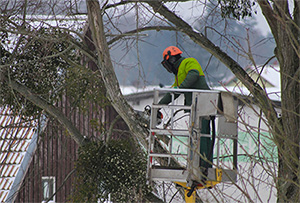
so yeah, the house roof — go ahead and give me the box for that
[218,64,281,101]
[224,64,280,88]
[121,64,281,102]
[121,64,281,103]
[121,85,162,96]
[0,107,46,202]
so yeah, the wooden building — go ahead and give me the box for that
[1,93,129,202]
[0,23,131,202]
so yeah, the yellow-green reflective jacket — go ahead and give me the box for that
[159,57,210,106]
[172,57,205,87]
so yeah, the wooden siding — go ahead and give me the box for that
[14,93,130,202]
[12,25,130,202]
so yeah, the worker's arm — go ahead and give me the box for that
[158,92,180,104]
[178,69,200,88]
[158,70,200,104]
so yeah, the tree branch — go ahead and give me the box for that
[45,169,76,203]
[107,26,176,45]
[257,0,278,37]
[147,1,280,132]
[104,0,191,10]
[86,0,149,148]
[7,79,88,146]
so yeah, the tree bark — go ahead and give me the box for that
[85,2,191,201]
[257,1,300,202]
[86,1,149,148]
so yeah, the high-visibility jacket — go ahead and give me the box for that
[159,57,210,106]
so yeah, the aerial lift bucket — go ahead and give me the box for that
[147,88,238,202]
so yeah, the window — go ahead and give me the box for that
[42,176,55,202]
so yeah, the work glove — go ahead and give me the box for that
[144,105,163,125]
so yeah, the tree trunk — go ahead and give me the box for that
[86,1,149,148]
[277,30,300,202]
[258,0,300,201]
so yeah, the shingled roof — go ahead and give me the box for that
[0,107,46,202]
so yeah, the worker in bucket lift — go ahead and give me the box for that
[158,46,212,169]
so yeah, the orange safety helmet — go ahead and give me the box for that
[162,46,183,60]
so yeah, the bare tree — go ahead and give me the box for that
[88,1,299,202]
[1,0,299,202]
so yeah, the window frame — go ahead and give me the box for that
[41,176,56,203]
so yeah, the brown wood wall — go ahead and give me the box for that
[15,25,131,202]
[15,93,130,202]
